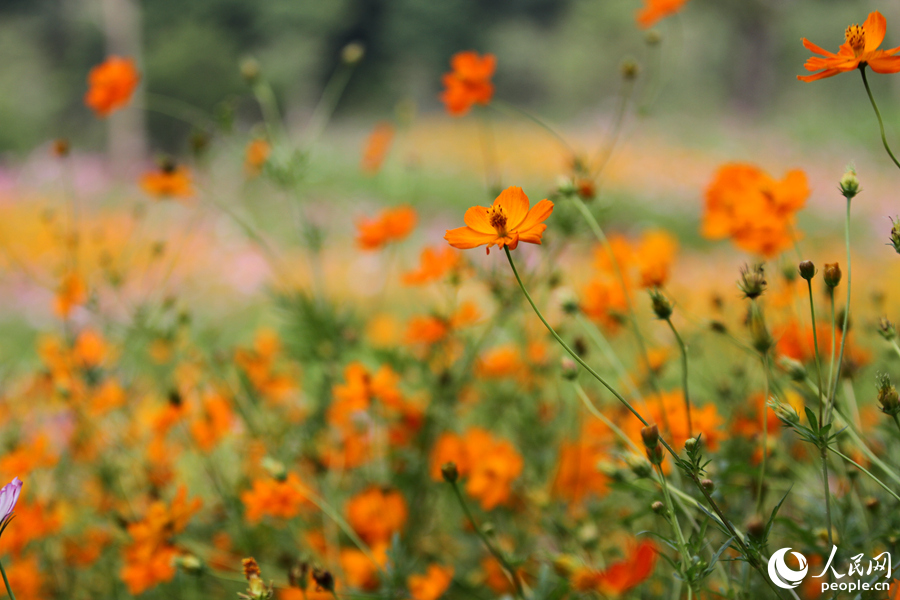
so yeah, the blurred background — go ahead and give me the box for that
[2,0,900,155]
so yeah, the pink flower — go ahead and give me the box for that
[0,477,22,527]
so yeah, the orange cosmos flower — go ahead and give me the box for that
[431,428,524,510]
[244,138,271,176]
[345,487,408,545]
[408,565,454,600]
[403,246,463,285]
[635,229,678,288]
[572,539,657,595]
[241,473,311,523]
[140,163,195,199]
[799,12,900,82]
[703,163,809,258]
[84,56,140,117]
[445,186,553,254]
[361,122,395,174]
[440,51,496,116]
[55,272,87,318]
[357,206,417,250]
[636,0,689,29]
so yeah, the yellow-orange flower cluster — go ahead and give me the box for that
[357,206,417,250]
[702,163,809,257]
[120,486,202,595]
[440,51,496,116]
[84,56,140,117]
[430,428,524,510]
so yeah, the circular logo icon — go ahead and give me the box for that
[768,548,809,589]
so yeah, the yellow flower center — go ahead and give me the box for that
[845,24,866,55]
[489,206,508,235]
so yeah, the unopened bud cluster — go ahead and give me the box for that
[839,168,860,200]
[877,373,900,416]
[823,262,842,288]
[738,264,766,300]
[641,424,664,466]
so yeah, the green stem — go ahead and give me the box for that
[503,247,655,437]
[575,313,643,403]
[755,353,770,515]
[666,316,693,436]
[305,62,357,148]
[860,66,900,171]
[827,198,852,422]
[821,443,834,547]
[827,292,836,401]
[591,78,635,178]
[490,99,575,158]
[449,481,524,598]
[0,559,16,600]
[829,447,900,503]
[806,279,826,424]
[657,465,693,581]
[571,197,662,396]
[891,339,900,362]
[505,247,783,592]
[892,413,900,438]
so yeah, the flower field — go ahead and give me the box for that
[5,2,900,600]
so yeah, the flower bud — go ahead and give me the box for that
[877,373,900,416]
[555,176,576,196]
[798,260,816,281]
[823,262,842,288]
[839,168,860,199]
[175,554,203,574]
[240,58,261,83]
[738,264,767,300]
[651,500,665,514]
[625,454,652,479]
[560,357,579,380]
[261,457,287,482]
[646,444,664,466]
[620,59,640,80]
[552,554,579,577]
[879,317,897,341]
[312,569,335,594]
[767,396,799,426]
[441,462,459,483]
[701,478,715,492]
[684,437,697,452]
[777,355,807,382]
[746,515,765,540]
[890,217,900,255]
[749,311,773,355]
[52,138,70,158]
[649,289,673,320]
[341,42,365,65]
[865,497,880,512]
[645,30,662,45]
[640,424,659,449]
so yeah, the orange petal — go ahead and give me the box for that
[797,69,843,82]
[801,38,837,58]
[463,206,495,234]
[864,11,887,53]
[517,224,547,245]
[516,199,554,233]
[444,227,497,250]
[868,54,900,73]
[493,186,530,230]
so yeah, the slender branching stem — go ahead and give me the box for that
[448,481,524,598]
[666,316,693,436]
[0,560,16,600]
[860,66,900,171]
